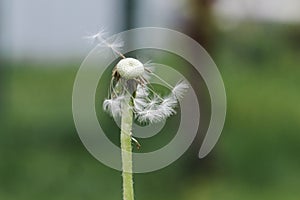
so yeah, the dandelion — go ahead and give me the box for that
[90,30,189,200]
[104,56,188,123]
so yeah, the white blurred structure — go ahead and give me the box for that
[214,0,300,23]
[0,0,299,60]
[0,0,123,60]
[0,0,185,60]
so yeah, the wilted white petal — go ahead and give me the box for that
[172,81,189,100]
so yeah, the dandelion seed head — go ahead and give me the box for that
[116,58,145,79]
[94,29,189,124]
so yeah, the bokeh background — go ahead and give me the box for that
[1,0,300,199]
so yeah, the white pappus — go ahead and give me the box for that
[87,30,189,124]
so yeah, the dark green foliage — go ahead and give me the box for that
[1,23,300,199]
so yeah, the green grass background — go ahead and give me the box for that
[1,23,300,199]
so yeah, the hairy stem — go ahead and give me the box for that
[121,94,134,200]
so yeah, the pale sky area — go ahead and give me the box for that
[0,0,299,59]
[0,0,122,59]
[214,0,300,23]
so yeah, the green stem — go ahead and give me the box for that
[121,94,134,200]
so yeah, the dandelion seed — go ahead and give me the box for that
[84,29,107,43]
[159,96,177,117]
[107,35,124,49]
[133,98,147,112]
[136,109,164,123]
[146,97,160,109]
[103,95,124,118]
[172,81,189,100]
[85,29,125,58]
[136,85,149,98]
[142,62,155,81]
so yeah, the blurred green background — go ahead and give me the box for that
[1,0,300,199]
